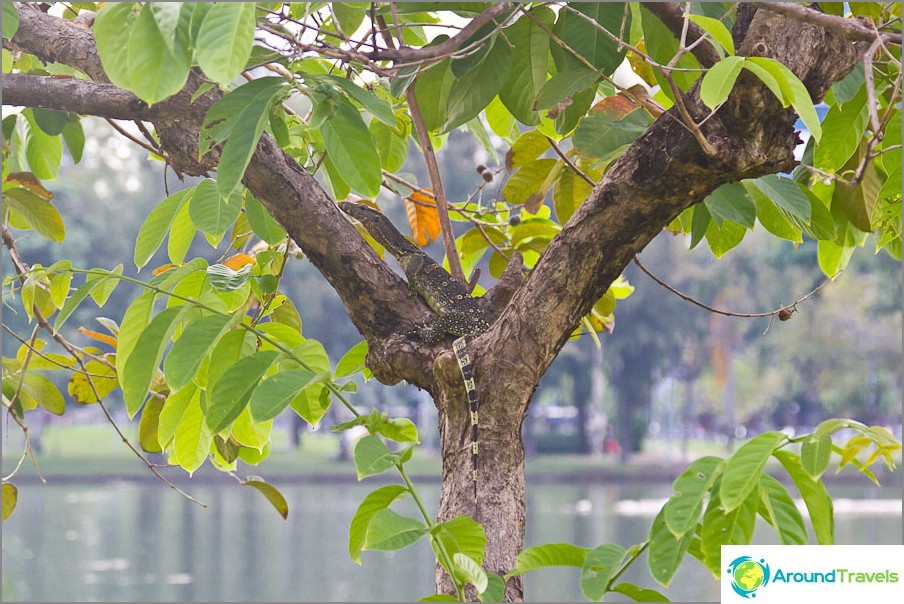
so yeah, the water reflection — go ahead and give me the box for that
[2,480,899,602]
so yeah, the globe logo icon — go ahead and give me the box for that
[727,556,771,598]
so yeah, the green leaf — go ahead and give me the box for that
[164,314,232,391]
[704,182,756,229]
[750,175,811,223]
[244,192,287,245]
[444,39,511,132]
[773,450,834,544]
[172,391,212,474]
[242,477,289,520]
[611,582,670,602]
[349,485,409,564]
[640,6,701,93]
[189,179,242,238]
[206,263,254,292]
[23,373,66,415]
[748,183,802,242]
[370,116,410,173]
[94,3,136,90]
[121,306,185,418]
[700,56,744,109]
[319,100,382,197]
[168,202,196,264]
[553,163,597,224]
[687,14,734,55]
[648,508,694,587]
[138,397,165,453]
[1,483,17,522]
[2,188,65,243]
[332,3,367,35]
[454,553,489,593]
[479,574,506,602]
[700,481,758,576]
[817,239,854,276]
[581,544,626,601]
[335,341,368,379]
[207,349,281,433]
[498,7,554,125]
[744,57,821,142]
[195,2,257,85]
[149,2,183,52]
[832,62,864,108]
[573,108,651,159]
[506,543,589,578]
[2,3,19,40]
[250,369,325,422]
[377,417,419,443]
[664,456,724,538]
[503,158,558,206]
[157,383,197,449]
[801,433,833,479]
[414,59,455,132]
[556,3,629,76]
[720,431,786,512]
[758,474,808,545]
[533,68,599,111]
[134,188,194,268]
[61,119,85,164]
[317,74,396,127]
[23,110,62,180]
[363,509,428,551]
[419,596,459,602]
[814,88,868,170]
[127,4,191,105]
[431,515,487,571]
[354,434,397,479]
[705,216,746,258]
[31,109,72,136]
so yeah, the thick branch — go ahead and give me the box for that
[758,3,902,45]
[2,74,174,120]
[643,3,723,68]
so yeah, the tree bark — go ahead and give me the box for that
[2,4,869,601]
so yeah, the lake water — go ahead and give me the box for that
[2,479,900,602]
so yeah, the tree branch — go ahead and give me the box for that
[758,3,902,45]
[643,3,722,68]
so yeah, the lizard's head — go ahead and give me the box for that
[338,201,384,227]
[338,201,420,256]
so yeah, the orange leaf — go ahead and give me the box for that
[224,253,256,270]
[78,327,118,349]
[404,190,440,247]
[152,263,178,276]
[4,172,53,200]
[590,94,638,117]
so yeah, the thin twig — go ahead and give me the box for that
[633,255,835,323]
[545,136,596,187]
[104,119,161,156]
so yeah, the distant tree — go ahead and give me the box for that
[3,3,900,601]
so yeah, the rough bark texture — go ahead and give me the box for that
[2,4,868,601]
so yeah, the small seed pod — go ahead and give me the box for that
[475,164,487,174]
[778,308,793,321]
[480,168,494,183]
[509,214,522,227]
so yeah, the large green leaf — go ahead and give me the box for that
[2,188,65,243]
[363,509,428,552]
[700,480,758,576]
[23,110,62,180]
[704,182,756,229]
[503,158,558,206]
[122,306,185,418]
[444,40,511,132]
[719,431,786,512]
[134,188,194,269]
[331,3,367,35]
[801,433,833,480]
[2,3,19,40]
[172,390,212,474]
[498,7,554,125]
[581,544,626,601]
[349,485,409,564]
[744,57,821,142]
[648,508,693,587]
[814,88,868,171]
[758,474,808,545]
[31,109,73,136]
[242,477,289,519]
[454,553,488,594]
[354,434,397,479]
[61,119,85,164]
[2,483,18,522]
[149,2,183,52]
[189,178,242,238]
[250,369,326,422]
[773,450,834,544]
[94,3,137,90]
[749,175,811,223]
[244,192,287,245]
[573,108,651,159]
[370,117,409,173]
[206,349,281,433]
[506,543,589,577]
[700,56,744,109]
[157,382,198,450]
[334,340,369,379]
[640,6,701,93]
[556,3,629,76]
[687,14,734,55]
[431,515,487,571]
[611,582,670,602]
[195,2,257,85]
[316,74,396,127]
[414,59,455,132]
[319,100,382,197]
[127,4,192,105]
[164,314,233,391]
[533,68,599,111]
[663,456,724,538]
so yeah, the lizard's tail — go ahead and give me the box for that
[453,337,479,505]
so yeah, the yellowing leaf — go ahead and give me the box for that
[223,253,256,270]
[4,172,53,200]
[78,327,118,349]
[153,263,179,276]
[405,190,440,246]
